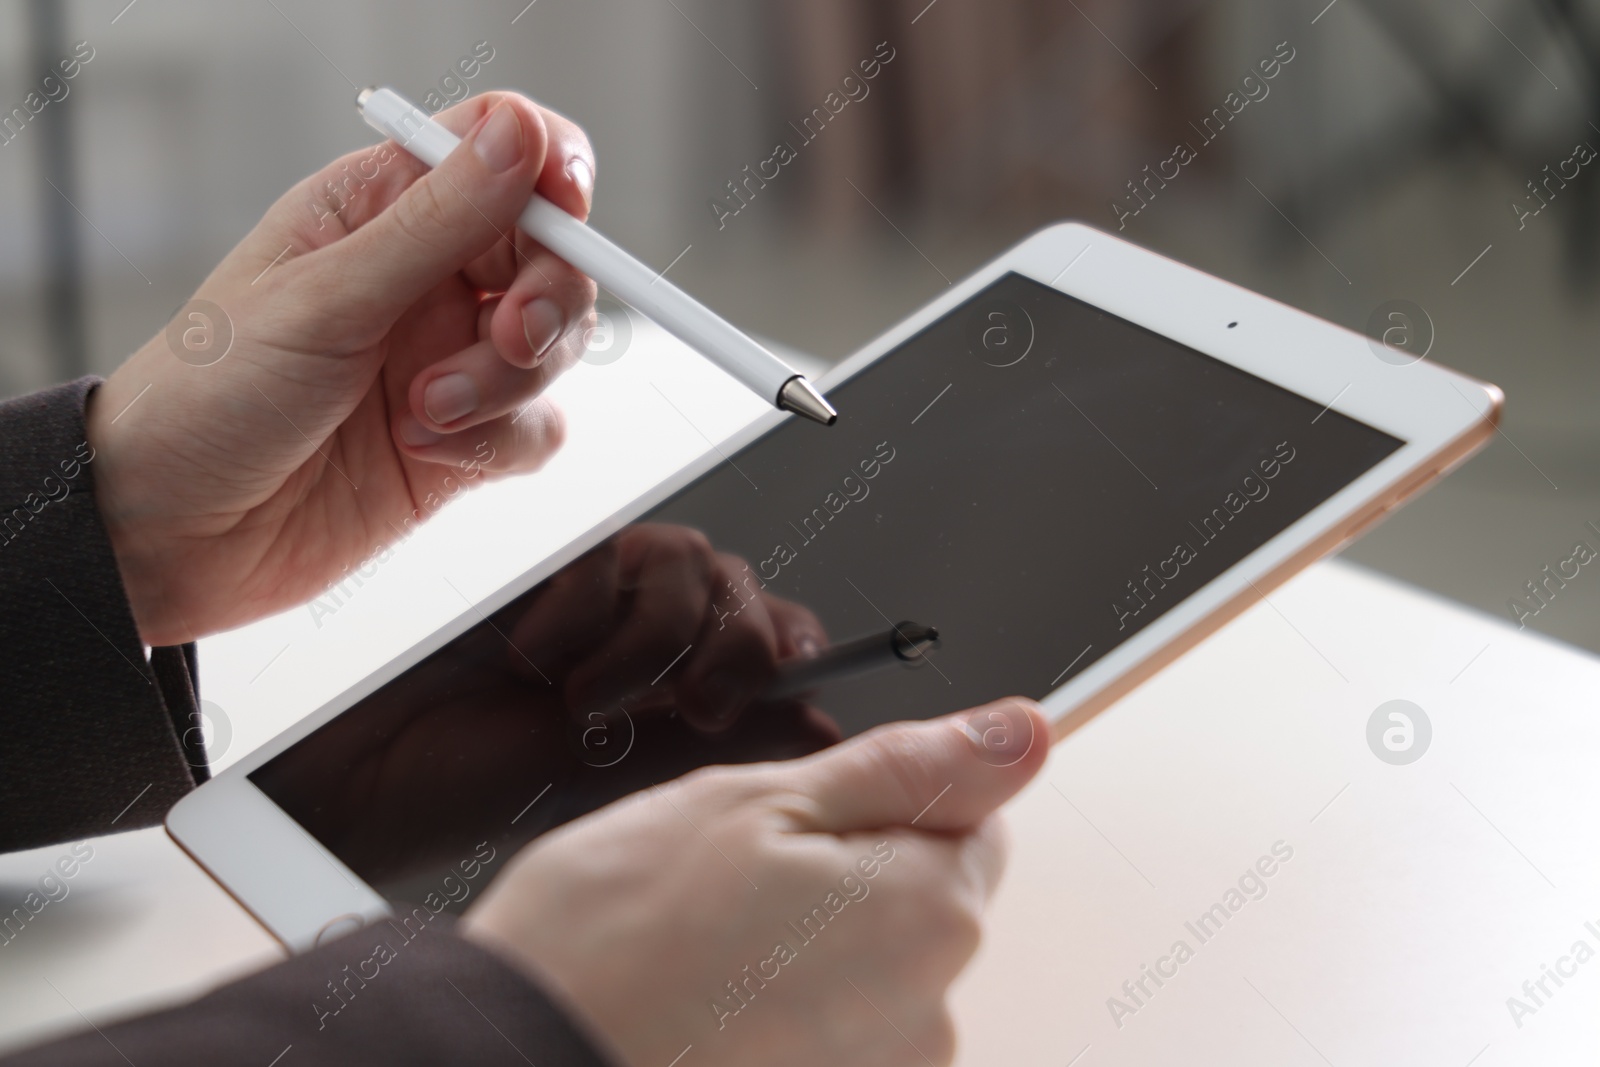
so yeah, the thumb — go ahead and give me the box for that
[781,698,1049,835]
[313,100,548,325]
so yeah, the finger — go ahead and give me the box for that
[263,141,429,254]
[396,400,567,479]
[267,91,524,248]
[779,698,1049,834]
[455,104,597,293]
[298,96,549,329]
[406,322,580,434]
[674,553,782,731]
[454,103,598,294]
[475,294,500,339]
[253,93,591,292]
[836,827,1001,1002]
[535,105,595,220]
[487,251,597,370]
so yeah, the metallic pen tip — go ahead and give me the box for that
[892,621,941,662]
[778,376,838,426]
[356,87,375,109]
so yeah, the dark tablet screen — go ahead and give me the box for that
[251,272,1402,907]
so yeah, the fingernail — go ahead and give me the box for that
[473,104,523,173]
[565,157,594,212]
[521,297,564,364]
[399,413,445,448]
[424,373,479,425]
[797,634,822,658]
[956,700,1038,767]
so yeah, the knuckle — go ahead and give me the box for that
[534,402,567,456]
[673,763,763,808]
[878,855,982,967]
[507,403,564,472]
[656,769,717,818]
[940,900,983,962]
[919,884,980,952]
[915,1009,958,1066]
[760,784,828,829]
[869,729,946,819]
[394,176,455,247]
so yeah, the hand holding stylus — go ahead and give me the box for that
[357,87,837,425]
[87,93,598,645]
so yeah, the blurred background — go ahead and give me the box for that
[0,0,1596,651]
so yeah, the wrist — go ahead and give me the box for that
[86,365,180,646]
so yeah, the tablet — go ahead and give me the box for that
[167,222,1501,950]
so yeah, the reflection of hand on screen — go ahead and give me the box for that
[250,525,843,888]
[504,523,829,731]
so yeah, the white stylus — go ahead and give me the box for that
[356,87,837,426]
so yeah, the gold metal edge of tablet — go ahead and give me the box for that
[164,821,299,955]
[1048,382,1504,746]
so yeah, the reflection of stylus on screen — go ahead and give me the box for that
[763,622,940,700]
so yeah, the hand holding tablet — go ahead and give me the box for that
[170,219,1500,954]
[458,700,1049,1067]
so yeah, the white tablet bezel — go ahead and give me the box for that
[167,221,1501,951]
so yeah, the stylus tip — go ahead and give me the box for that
[778,376,838,426]
[355,86,375,109]
[891,621,941,662]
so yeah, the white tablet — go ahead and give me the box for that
[167,222,1501,951]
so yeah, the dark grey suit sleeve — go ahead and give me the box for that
[0,377,202,852]
[0,380,618,1067]
[2,918,618,1067]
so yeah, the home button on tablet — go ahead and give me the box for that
[314,913,368,947]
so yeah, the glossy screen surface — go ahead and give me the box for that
[251,273,1402,907]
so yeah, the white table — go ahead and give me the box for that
[2,321,1596,1064]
